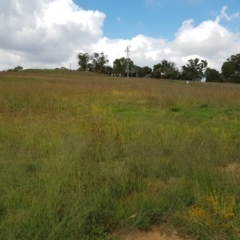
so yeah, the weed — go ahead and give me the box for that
[1,71,240,239]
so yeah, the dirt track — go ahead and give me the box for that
[122,231,186,240]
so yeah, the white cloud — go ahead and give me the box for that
[0,0,105,69]
[89,16,240,71]
[0,2,240,72]
[220,6,239,21]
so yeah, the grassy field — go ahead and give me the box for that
[1,70,240,240]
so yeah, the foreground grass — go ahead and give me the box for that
[1,70,240,239]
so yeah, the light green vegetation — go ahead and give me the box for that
[1,70,240,239]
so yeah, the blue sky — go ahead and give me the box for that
[0,0,240,70]
[74,0,240,40]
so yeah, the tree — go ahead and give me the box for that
[113,57,134,76]
[221,54,240,83]
[131,65,152,78]
[104,66,113,75]
[205,68,223,82]
[13,66,23,71]
[128,59,135,77]
[77,53,90,71]
[113,58,126,76]
[153,60,179,79]
[141,66,152,77]
[86,63,94,72]
[91,52,109,73]
[181,58,208,81]
[132,65,142,77]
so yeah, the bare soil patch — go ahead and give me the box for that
[219,162,240,176]
[112,226,190,240]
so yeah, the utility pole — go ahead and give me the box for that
[125,46,130,78]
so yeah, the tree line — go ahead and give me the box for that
[77,52,240,83]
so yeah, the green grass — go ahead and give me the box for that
[1,70,240,239]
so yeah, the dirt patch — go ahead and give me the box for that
[121,231,184,240]
[219,162,240,176]
[112,226,190,240]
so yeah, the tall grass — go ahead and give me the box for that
[1,70,240,239]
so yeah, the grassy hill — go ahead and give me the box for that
[1,70,240,239]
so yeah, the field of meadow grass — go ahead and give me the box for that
[1,69,240,240]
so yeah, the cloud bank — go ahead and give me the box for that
[0,1,240,71]
[0,0,105,69]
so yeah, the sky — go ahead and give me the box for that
[0,0,240,71]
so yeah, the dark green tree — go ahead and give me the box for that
[132,65,142,77]
[131,65,152,77]
[13,66,23,71]
[77,53,90,71]
[205,68,223,82]
[91,52,109,73]
[87,63,93,72]
[181,58,208,81]
[141,66,152,77]
[113,57,134,76]
[221,54,240,83]
[104,66,113,75]
[153,60,179,79]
